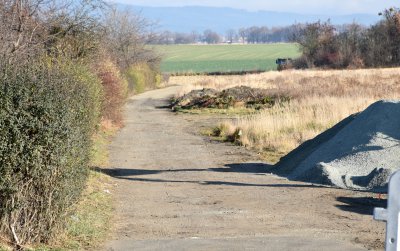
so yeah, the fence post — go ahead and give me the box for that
[374,170,400,251]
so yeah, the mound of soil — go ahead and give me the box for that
[172,86,288,110]
[274,100,400,192]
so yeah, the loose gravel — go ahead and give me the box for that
[275,100,400,192]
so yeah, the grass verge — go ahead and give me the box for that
[60,121,117,250]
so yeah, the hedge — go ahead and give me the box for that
[0,59,102,246]
[125,63,162,94]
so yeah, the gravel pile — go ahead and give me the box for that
[274,100,400,192]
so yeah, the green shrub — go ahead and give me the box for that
[155,73,162,88]
[0,59,102,246]
[125,63,161,94]
[125,66,146,94]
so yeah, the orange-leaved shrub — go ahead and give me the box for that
[96,60,128,126]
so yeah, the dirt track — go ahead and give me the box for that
[103,86,385,251]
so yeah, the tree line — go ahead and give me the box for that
[291,8,400,69]
[152,25,298,44]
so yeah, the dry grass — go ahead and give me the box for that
[220,97,372,154]
[172,68,400,97]
[171,68,400,162]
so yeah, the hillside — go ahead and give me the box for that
[120,5,381,33]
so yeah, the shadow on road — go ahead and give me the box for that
[95,162,273,177]
[95,167,206,176]
[110,176,325,188]
[210,163,274,174]
[335,196,387,215]
[92,163,329,189]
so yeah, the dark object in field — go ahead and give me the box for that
[276,58,293,71]
[171,86,289,111]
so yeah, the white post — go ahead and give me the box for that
[374,170,400,251]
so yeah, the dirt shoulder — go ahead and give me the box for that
[103,86,385,251]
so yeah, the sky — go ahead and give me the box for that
[112,0,398,15]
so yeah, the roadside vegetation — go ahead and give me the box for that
[0,1,160,250]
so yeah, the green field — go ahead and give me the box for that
[154,43,300,74]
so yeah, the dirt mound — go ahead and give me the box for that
[274,100,400,192]
[171,86,288,110]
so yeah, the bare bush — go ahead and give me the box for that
[102,8,161,70]
[293,8,400,69]
[0,0,106,63]
[292,21,339,68]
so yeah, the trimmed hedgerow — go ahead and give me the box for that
[125,63,161,94]
[0,59,102,246]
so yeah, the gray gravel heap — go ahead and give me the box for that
[274,100,400,192]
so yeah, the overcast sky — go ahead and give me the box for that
[112,0,397,15]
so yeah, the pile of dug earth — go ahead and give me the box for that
[274,100,400,192]
[171,86,289,111]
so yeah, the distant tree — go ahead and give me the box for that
[190,30,200,43]
[337,23,365,67]
[238,28,248,43]
[353,8,400,67]
[246,26,258,43]
[153,31,173,44]
[226,29,237,43]
[269,25,300,42]
[292,21,339,67]
[173,32,194,44]
[237,25,300,44]
[203,29,221,44]
[360,23,391,67]
[381,7,400,62]
[102,8,161,69]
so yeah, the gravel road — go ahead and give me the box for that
[103,86,385,251]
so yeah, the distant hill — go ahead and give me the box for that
[117,5,381,33]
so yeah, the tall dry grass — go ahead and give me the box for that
[171,68,400,161]
[220,97,373,154]
[172,68,400,98]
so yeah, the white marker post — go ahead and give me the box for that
[374,170,400,251]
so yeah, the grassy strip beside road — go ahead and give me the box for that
[155,43,300,74]
[60,123,117,250]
